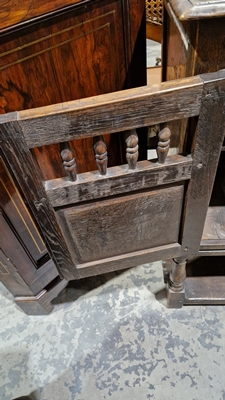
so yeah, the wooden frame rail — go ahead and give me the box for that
[1,71,225,282]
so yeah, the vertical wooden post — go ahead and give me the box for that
[157,126,171,164]
[60,142,77,181]
[125,129,139,169]
[93,136,108,175]
[167,257,186,308]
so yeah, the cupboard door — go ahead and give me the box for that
[0,0,146,177]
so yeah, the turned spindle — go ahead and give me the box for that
[60,142,77,181]
[93,136,108,175]
[156,127,171,164]
[125,129,139,169]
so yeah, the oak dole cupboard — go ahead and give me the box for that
[0,0,146,314]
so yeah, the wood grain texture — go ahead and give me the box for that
[157,127,171,164]
[60,142,77,181]
[45,155,192,207]
[0,121,78,280]
[77,243,182,278]
[0,0,82,31]
[179,74,225,258]
[56,184,184,265]
[202,206,225,241]
[11,76,205,149]
[200,206,225,250]
[0,0,146,177]
[184,276,225,305]
[93,136,108,175]
[125,129,139,170]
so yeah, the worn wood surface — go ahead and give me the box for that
[169,0,225,20]
[93,136,108,175]
[201,206,225,241]
[7,76,204,149]
[77,243,182,278]
[45,155,192,207]
[125,129,139,170]
[2,70,225,292]
[56,185,184,265]
[179,74,225,259]
[184,276,225,305]
[0,122,78,281]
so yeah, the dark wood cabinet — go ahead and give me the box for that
[0,0,146,314]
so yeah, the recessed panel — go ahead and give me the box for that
[56,185,184,264]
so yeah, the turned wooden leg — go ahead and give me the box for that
[167,257,186,308]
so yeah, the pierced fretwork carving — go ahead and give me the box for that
[60,142,77,181]
[157,127,171,164]
[125,129,139,169]
[93,136,108,175]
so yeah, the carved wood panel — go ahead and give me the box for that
[56,184,184,266]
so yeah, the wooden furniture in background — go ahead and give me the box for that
[146,0,163,42]
[0,0,146,314]
[2,70,225,310]
[162,0,225,304]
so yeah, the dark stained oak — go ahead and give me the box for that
[125,129,139,170]
[60,142,77,182]
[56,184,184,265]
[179,75,225,259]
[14,76,204,148]
[157,127,171,164]
[0,121,79,281]
[93,136,108,175]
[45,155,192,207]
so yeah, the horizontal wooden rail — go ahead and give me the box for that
[0,75,205,149]
[45,154,192,207]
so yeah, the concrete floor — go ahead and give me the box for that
[1,261,225,400]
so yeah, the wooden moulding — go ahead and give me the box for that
[45,154,192,207]
[15,276,68,315]
[5,75,205,149]
[168,0,225,20]
[184,276,225,305]
[200,206,225,251]
[77,243,182,278]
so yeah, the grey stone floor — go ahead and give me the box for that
[1,261,225,400]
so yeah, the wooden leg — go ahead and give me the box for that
[162,259,172,284]
[167,257,186,308]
